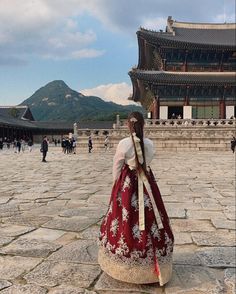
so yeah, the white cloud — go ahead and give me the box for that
[0,0,235,65]
[214,13,236,23]
[0,0,104,63]
[141,17,167,31]
[80,82,136,105]
[70,49,105,59]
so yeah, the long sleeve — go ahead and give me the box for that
[144,138,154,166]
[112,141,125,182]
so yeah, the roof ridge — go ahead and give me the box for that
[172,21,236,30]
[133,69,236,76]
[0,105,28,108]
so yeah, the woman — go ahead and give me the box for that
[98,112,174,286]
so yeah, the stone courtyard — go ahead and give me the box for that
[0,147,235,294]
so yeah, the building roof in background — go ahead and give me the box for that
[32,121,73,131]
[0,105,113,131]
[0,106,35,121]
[0,106,72,131]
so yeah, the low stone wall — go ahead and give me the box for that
[76,125,236,152]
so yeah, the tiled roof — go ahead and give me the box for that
[0,113,38,129]
[0,114,112,131]
[0,106,30,120]
[32,121,73,131]
[129,70,236,85]
[0,105,74,131]
[138,24,236,49]
[0,110,72,131]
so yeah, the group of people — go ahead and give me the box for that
[61,137,76,154]
[0,137,33,153]
[171,113,182,119]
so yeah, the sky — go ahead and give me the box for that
[0,0,235,106]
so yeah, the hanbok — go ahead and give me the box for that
[98,135,174,286]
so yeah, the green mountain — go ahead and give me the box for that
[20,80,143,121]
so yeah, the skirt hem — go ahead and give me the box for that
[98,247,172,286]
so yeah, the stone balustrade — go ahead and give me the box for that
[75,121,236,152]
[145,118,236,127]
[116,118,236,128]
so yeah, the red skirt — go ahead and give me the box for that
[98,164,174,286]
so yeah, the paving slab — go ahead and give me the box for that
[0,280,12,291]
[48,287,96,294]
[95,273,163,294]
[2,215,52,227]
[0,224,35,237]
[211,218,236,230]
[0,238,62,257]
[49,239,98,264]
[196,247,236,268]
[165,265,224,294]
[42,216,100,232]
[0,284,47,294]
[224,268,235,294]
[24,261,101,288]
[192,231,236,246]
[0,256,42,279]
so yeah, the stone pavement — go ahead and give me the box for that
[0,147,235,294]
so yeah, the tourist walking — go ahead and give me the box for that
[104,135,109,152]
[230,136,236,153]
[88,136,93,153]
[72,138,76,154]
[28,139,33,152]
[41,136,48,162]
[98,112,174,286]
[16,139,21,153]
[61,138,66,153]
[21,139,26,152]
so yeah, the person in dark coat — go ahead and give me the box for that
[230,136,236,153]
[16,139,21,153]
[41,136,48,162]
[88,136,93,153]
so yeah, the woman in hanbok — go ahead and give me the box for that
[98,112,174,286]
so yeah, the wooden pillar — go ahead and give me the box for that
[184,86,190,106]
[219,101,225,119]
[219,51,224,72]
[153,97,159,119]
[220,86,226,119]
[183,50,188,72]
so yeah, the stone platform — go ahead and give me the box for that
[0,147,235,294]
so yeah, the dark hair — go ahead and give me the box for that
[128,112,147,172]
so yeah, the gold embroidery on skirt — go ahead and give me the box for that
[98,247,172,286]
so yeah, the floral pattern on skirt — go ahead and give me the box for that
[98,164,174,286]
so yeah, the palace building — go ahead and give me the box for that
[129,16,236,119]
[0,106,73,142]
